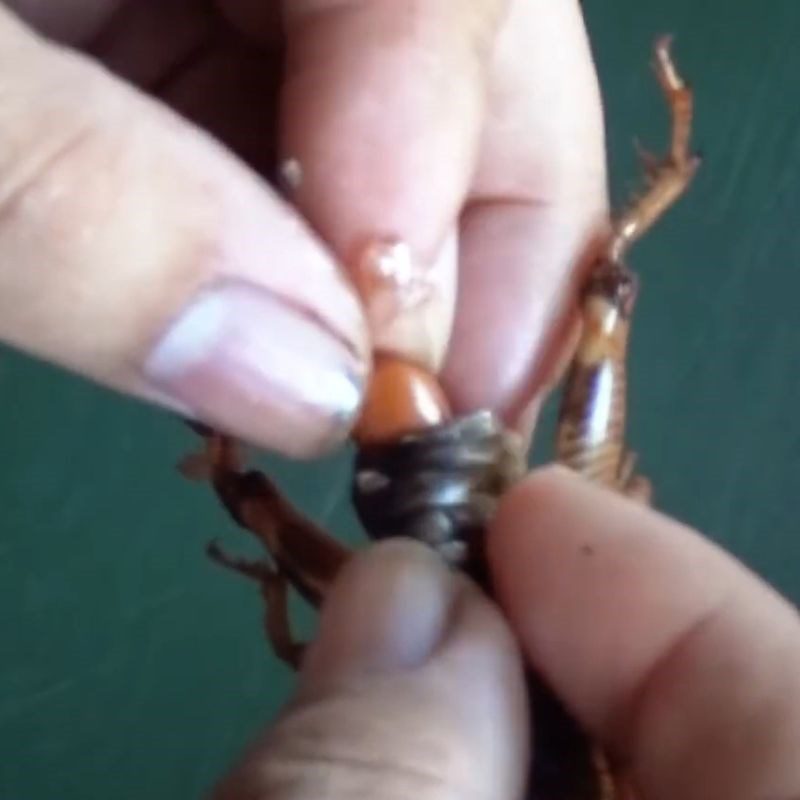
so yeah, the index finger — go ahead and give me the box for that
[442,0,607,427]
[279,0,507,370]
[488,468,800,800]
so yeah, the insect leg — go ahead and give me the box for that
[207,541,305,668]
[616,451,653,505]
[178,425,244,480]
[655,35,694,168]
[608,36,701,263]
[181,425,349,662]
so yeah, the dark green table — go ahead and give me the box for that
[2,2,799,797]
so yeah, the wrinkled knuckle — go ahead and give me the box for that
[0,121,102,241]
[0,52,122,247]
[0,58,237,379]
[222,682,483,800]
[0,112,114,354]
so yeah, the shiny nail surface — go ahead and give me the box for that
[352,234,457,370]
[145,280,365,457]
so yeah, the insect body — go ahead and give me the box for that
[556,36,698,502]
[557,260,638,488]
[182,37,699,800]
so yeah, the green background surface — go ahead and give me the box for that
[2,2,800,797]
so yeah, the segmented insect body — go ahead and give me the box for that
[353,409,524,573]
[555,35,699,503]
[182,37,699,800]
[556,263,638,487]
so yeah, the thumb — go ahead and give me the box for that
[0,8,367,458]
[213,541,528,800]
[489,467,800,800]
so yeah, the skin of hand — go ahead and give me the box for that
[0,0,606,456]
[215,468,800,800]
[8,4,796,800]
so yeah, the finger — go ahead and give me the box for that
[278,0,507,370]
[0,8,368,459]
[442,0,607,426]
[87,3,282,176]
[489,467,800,800]
[213,540,528,800]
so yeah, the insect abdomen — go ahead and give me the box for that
[556,356,627,485]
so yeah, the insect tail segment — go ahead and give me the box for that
[352,410,524,577]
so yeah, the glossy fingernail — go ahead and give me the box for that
[145,280,365,457]
[299,540,462,687]
[352,232,457,370]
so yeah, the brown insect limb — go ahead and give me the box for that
[608,36,700,264]
[632,138,662,183]
[181,426,347,666]
[207,540,305,668]
[556,36,699,502]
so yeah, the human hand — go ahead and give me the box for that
[0,1,605,456]
[213,468,800,800]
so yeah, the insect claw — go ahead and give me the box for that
[607,37,698,261]
[653,34,682,90]
[207,539,275,583]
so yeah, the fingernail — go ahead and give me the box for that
[144,280,366,457]
[299,540,462,687]
[352,233,457,370]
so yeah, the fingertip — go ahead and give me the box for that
[221,538,527,800]
[488,465,800,799]
[292,539,527,800]
[299,539,461,685]
[301,536,522,686]
[487,466,727,724]
[488,464,581,557]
